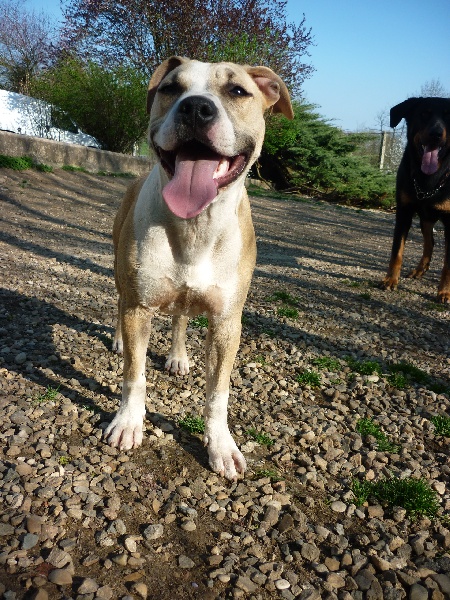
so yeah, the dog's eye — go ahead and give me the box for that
[229,85,251,97]
[158,82,182,95]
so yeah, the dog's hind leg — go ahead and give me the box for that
[105,304,152,450]
[437,218,450,303]
[203,310,246,481]
[165,314,190,375]
[408,219,435,279]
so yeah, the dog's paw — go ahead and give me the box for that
[165,354,190,375]
[408,265,429,280]
[104,410,144,450]
[437,290,450,304]
[380,276,398,290]
[204,432,246,481]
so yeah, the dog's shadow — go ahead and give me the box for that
[0,287,215,472]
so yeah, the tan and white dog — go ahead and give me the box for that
[104,57,293,480]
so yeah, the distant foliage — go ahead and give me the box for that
[260,101,395,208]
[61,0,314,97]
[30,58,148,153]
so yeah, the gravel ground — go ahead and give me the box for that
[0,167,449,600]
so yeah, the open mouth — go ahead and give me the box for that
[419,143,445,176]
[156,140,248,219]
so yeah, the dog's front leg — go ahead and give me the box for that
[382,203,415,290]
[105,305,152,450]
[203,311,246,481]
[408,219,435,279]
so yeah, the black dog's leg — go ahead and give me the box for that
[382,202,415,290]
[408,219,435,279]
[437,216,450,303]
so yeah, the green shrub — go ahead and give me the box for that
[0,155,34,170]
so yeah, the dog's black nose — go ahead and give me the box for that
[428,124,445,140]
[177,95,218,128]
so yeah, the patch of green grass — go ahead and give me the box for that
[190,315,208,329]
[387,372,408,389]
[0,154,34,170]
[178,414,205,435]
[97,170,135,178]
[62,165,88,173]
[389,362,429,384]
[351,476,440,518]
[356,417,400,453]
[296,370,321,387]
[58,455,70,466]
[254,468,282,482]
[346,357,382,376]
[254,354,267,366]
[429,382,450,395]
[35,163,53,173]
[277,306,299,319]
[359,292,371,300]
[33,385,60,404]
[312,356,341,372]
[430,415,450,437]
[267,290,299,306]
[426,302,448,312]
[246,427,274,447]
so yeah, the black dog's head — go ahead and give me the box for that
[390,97,450,175]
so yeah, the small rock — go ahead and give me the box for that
[131,582,148,599]
[330,501,346,513]
[77,578,99,594]
[48,568,73,586]
[409,583,429,600]
[143,524,164,541]
[275,579,290,590]
[21,533,39,550]
[235,576,257,593]
[180,520,196,532]
[178,555,195,569]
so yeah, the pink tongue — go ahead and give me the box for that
[163,147,220,219]
[421,146,439,175]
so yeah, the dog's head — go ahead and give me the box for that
[390,97,450,176]
[146,57,293,219]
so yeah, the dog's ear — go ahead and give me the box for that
[246,66,294,120]
[147,56,188,114]
[390,98,420,128]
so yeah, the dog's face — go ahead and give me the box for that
[390,97,450,176]
[146,57,293,219]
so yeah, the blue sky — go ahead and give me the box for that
[27,0,450,131]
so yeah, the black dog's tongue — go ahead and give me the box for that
[421,146,439,175]
[163,145,221,219]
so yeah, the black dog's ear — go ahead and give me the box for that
[390,98,420,128]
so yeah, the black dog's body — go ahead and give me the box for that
[382,97,450,302]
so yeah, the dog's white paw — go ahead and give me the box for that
[204,431,246,480]
[104,409,144,450]
[165,354,190,375]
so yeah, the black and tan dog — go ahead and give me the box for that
[382,97,450,303]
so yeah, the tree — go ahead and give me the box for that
[419,79,449,98]
[30,57,148,153]
[61,0,313,96]
[0,0,57,92]
[259,101,395,208]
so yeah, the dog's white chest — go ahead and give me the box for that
[133,177,242,315]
